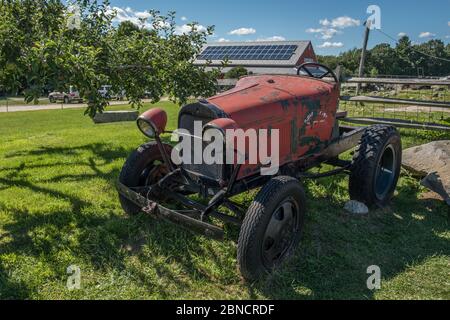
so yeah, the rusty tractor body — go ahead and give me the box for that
[117,63,403,281]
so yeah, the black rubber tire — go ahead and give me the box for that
[49,97,55,103]
[119,142,173,216]
[237,176,306,281]
[349,125,402,207]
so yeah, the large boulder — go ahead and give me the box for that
[402,141,450,196]
[93,111,139,124]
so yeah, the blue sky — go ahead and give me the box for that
[107,0,450,55]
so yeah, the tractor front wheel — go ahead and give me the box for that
[349,125,402,207]
[237,176,306,281]
[119,142,173,216]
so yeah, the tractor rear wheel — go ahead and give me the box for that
[349,125,402,207]
[237,176,306,281]
[119,142,173,216]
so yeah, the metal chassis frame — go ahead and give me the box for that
[117,125,366,240]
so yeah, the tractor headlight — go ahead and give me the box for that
[137,117,157,138]
[137,108,168,138]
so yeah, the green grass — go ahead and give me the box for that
[0,102,449,300]
[0,97,51,106]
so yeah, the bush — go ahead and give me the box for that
[225,66,248,79]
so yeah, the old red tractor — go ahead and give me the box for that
[117,63,402,281]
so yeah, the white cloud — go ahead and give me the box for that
[320,16,360,29]
[217,38,230,42]
[255,36,286,42]
[135,11,151,20]
[228,27,256,35]
[306,28,322,33]
[306,16,359,41]
[318,42,344,48]
[175,24,207,35]
[306,27,339,40]
[108,6,206,33]
[419,32,436,38]
[107,6,152,28]
[448,21,450,27]
[398,32,407,37]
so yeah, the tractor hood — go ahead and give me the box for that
[205,75,336,128]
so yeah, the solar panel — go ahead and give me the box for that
[197,45,298,61]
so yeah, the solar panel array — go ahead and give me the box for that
[197,45,298,61]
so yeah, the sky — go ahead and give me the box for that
[106,0,450,55]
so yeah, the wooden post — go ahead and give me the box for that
[357,21,371,95]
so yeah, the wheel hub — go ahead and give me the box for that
[141,161,170,199]
[374,144,396,200]
[262,199,298,266]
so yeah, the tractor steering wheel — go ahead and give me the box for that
[297,63,339,83]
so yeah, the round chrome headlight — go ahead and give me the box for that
[137,117,156,138]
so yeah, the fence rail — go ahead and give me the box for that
[345,77,450,86]
[343,117,450,131]
[340,95,450,109]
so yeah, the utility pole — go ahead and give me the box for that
[357,20,371,95]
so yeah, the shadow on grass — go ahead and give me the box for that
[0,141,236,299]
[252,174,449,300]
[0,142,448,299]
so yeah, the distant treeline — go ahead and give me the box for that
[317,36,450,77]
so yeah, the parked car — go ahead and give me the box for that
[117,63,403,281]
[99,85,126,101]
[48,86,83,104]
[98,85,112,98]
[143,90,152,99]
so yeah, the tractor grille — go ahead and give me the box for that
[178,103,224,182]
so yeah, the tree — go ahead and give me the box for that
[367,43,399,75]
[415,40,449,76]
[116,21,141,37]
[316,36,450,77]
[224,66,248,79]
[0,0,221,116]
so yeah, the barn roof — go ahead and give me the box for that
[194,40,313,68]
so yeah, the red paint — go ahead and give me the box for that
[140,108,168,134]
[204,118,239,132]
[207,75,339,179]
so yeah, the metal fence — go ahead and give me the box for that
[340,77,450,131]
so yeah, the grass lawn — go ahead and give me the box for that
[0,97,51,107]
[0,101,449,300]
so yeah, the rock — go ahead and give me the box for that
[421,173,450,206]
[93,111,139,124]
[345,200,369,215]
[403,141,450,196]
